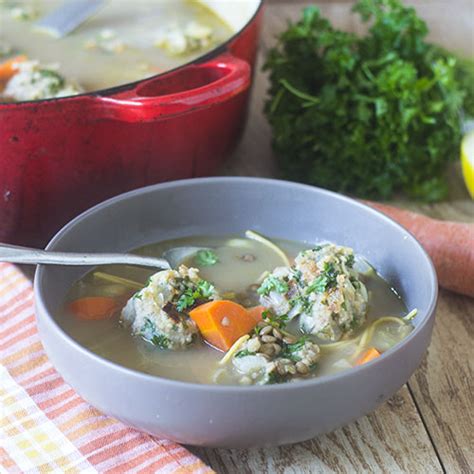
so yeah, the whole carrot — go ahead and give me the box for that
[364,201,474,298]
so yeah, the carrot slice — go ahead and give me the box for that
[189,300,260,352]
[355,347,381,366]
[0,55,27,82]
[68,296,119,321]
[247,305,266,323]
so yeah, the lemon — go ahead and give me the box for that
[461,130,474,198]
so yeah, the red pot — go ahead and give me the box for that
[0,2,264,247]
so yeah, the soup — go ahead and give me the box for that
[0,0,234,100]
[58,232,415,385]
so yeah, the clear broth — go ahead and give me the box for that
[58,235,411,385]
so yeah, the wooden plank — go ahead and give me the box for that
[192,386,443,473]
[407,290,474,473]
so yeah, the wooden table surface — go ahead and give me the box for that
[192,1,474,472]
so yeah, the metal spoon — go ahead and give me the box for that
[35,0,105,38]
[0,244,210,270]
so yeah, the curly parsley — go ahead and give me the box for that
[194,249,219,267]
[264,0,474,201]
[257,276,289,296]
[175,279,215,312]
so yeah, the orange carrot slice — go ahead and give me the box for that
[68,296,119,321]
[0,55,27,82]
[189,300,260,352]
[247,305,266,323]
[355,347,381,366]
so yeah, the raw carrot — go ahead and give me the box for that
[0,55,27,82]
[364,201,474,298]
[355,347,381,366]
[68,296,119,320]
[189,300,260,352]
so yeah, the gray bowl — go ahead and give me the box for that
[34,177,437,448]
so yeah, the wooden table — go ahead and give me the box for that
[192,1,474,472]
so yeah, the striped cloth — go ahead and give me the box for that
[0,263,213,474]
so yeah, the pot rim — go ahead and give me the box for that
[34,177,438,394]
[0,0,264,107]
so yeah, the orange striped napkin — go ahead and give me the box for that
[0,262,213,473]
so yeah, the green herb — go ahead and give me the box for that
[140,318,170,348]
[306,263,338,294]
[142,318,155,333]
[235,349,255,358]
[348,318,361,330]
[306,275,329,294]
[291,269,303,283]
[345,254,355,269]
[175,279,215,312]
[194,249,219,267]
[290,295,312,313]
[264,0,474,202]
[257,276,289,296]
[151,333,170,349]
[176,290,195,312]
[197,279,214,298]
[267,371,285,384]
[281,336,308,362]
[261,309,289,329]
[38,69,65,94]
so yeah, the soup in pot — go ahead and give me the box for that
[0,0,237,101]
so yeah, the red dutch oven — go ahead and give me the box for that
[0,1,263,247]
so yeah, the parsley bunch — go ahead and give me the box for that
[264,0,474,201]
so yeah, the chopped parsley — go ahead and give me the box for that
[151,333,170,349]
[306,275,329,294]
[291,268,303,283]
[268,371,285,384]
[345,254,355,268]
[290,295,312,313]
[235,349,255,358]
[257,276,289,296]
[37,69,66,94]
[140,317,169,348]
[194,249,219,267]
[197,279,214,298]
[306,262,339,294]
[175,279,215,312]
[281,336,308,362]
[262,310,289,329]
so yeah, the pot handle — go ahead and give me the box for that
[94,52,251,122]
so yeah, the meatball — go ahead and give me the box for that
[230,315,321,385]
[3,60,82,101]
[121,265,220,350]
[258,244,368,341]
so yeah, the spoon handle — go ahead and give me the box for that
[0,243,170,269]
